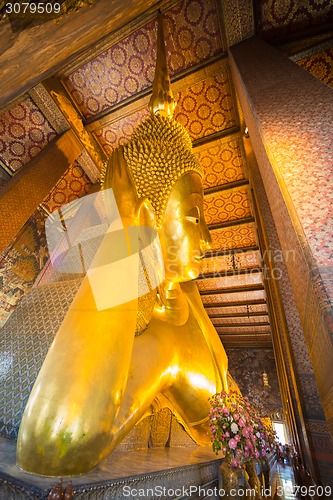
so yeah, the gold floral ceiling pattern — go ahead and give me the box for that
[209,223,258,251]
[204,187,251,226]
[0,97,56,172]
[64,0,224,119]
[174,72,236,140]
[198,139,245,189]
[297,48,333,89]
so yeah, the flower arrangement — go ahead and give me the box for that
[209,390,276,468]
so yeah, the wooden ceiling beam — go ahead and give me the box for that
[192,125,240,148]
[208,311,268,319]
[200,284,265,295]
[197,268,262,280]
[223,340,273,348]
[207,216,255,231]
[204,299,267,308]
[204,246,259,258]
[204,179,249,195]
[218,331,271,337]
[214,321,270,328]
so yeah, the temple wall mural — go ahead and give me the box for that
[0,207,48,328]
[0,161,93,327]
[226,348,282,417]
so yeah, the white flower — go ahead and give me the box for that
[231,422,239,434]
[256,432,261,438]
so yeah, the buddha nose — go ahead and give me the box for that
[200,222,212,253]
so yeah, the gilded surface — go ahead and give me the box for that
[17,15,231,474]
[17,145,230,476]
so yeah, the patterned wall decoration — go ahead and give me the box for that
[94,108,150,156]
[226,348,282,417]
[201,289,266,304]
[64,0,224,119]
[0,208,48,328]
[197,271,263,292]
[41,161,93,214]
[197,138,245,189]
[204,186,251,225]
[174,72,236,140]
[200,250,260,275]
[209,222,257,251]
[297,48,333,89]
[255,0,333,40]
[0,97,57,172]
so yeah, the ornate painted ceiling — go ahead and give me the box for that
[0,0,332,345]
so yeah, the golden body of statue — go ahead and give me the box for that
[16,16,230,476]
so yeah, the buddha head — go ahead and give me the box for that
[101,12,211,327]
[122,114,211,283]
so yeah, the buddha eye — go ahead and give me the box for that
[185,216,200,224]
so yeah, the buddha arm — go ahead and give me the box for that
[16,275,138,476]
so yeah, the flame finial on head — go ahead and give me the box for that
[149,11,176,118]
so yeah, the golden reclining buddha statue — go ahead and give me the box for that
[16,15,232,476]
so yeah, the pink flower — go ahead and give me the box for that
[254,450,260,459]
[231,458,239,468]
[234,434,240,442]
[242,427,250,438]
[228,438,237,450]
[238,417,245,427]
[261,448,266,456]
[233,412,239,421]
[223,407,230,415]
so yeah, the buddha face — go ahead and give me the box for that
[159,172,211,282]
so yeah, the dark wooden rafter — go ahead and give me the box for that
[214,321,270,328]
[207,216,255,231]
[204,245,259,258]
[204,298,267,308]
[192,125,240,148]
[208,311,268,319]
[204,179,249,195]
[199,284,265,295]
[197,267,262,280]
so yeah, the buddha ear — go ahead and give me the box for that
[135,197,156,230]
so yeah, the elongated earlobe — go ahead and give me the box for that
[135,197,156,229]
